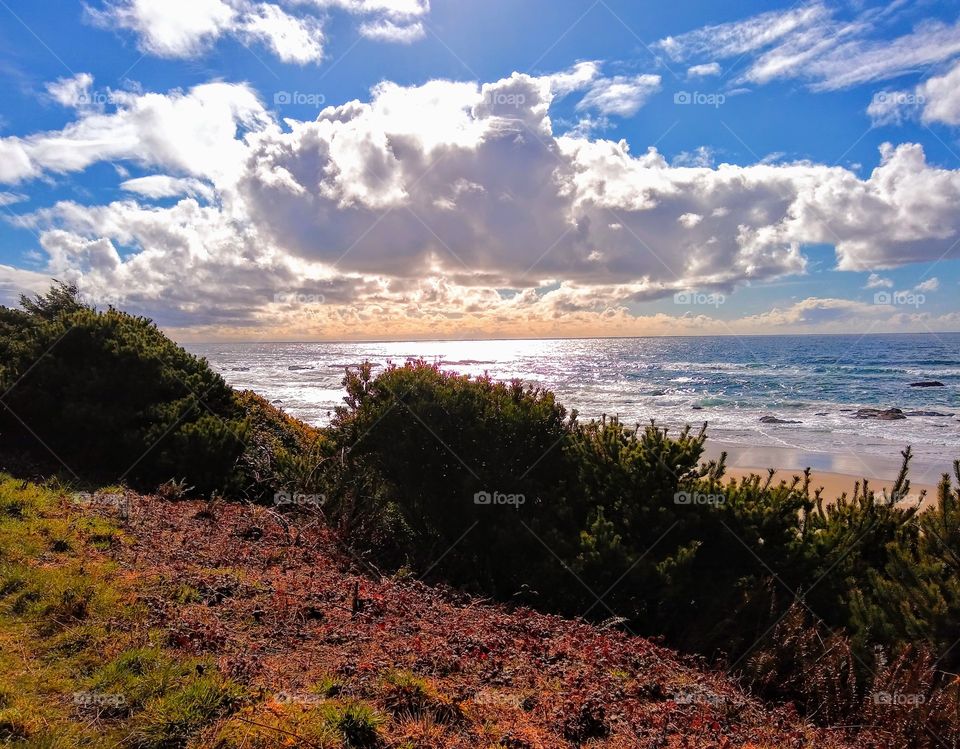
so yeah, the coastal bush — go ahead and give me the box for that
[0,284,321,496]
[325,360,578,593]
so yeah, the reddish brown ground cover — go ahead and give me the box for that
[90,492,876,749]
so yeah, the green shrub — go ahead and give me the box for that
[319,700,384,747]
[326,360,577,593]
[0,284,321,497]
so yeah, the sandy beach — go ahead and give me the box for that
[704,440,947,505]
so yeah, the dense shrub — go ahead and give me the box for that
[324,360,578,594]
[0,283,319,495]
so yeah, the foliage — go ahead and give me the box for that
[0,283,321,496]
[325,360,576,594]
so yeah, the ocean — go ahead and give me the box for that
[187,333,960,478]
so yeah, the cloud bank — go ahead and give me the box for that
[2,67,959,336]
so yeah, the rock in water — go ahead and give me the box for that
[760,415,802,424]
[905,410,954,417]
[853,408,906,420]
[909,381,945,387]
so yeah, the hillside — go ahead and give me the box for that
[0,476,869,748]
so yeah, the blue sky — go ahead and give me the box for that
[0,0,959,339]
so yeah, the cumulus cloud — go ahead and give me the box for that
[918,62,960,125]
[239,3,325,63]
[5,69,960,335]
[546,61,601,97]
[914,277,939,292]
[0,79,270,184]
[88,0,242,58]
[46,73,95,108]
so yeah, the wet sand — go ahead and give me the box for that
[703,440,948,504]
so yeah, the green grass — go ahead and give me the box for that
[0,474,245,747]
[380,670,461,725]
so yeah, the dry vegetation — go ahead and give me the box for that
[0,475,878,748]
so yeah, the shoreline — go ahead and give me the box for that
[704,440,946,504]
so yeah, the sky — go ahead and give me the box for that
[1,0,960,341]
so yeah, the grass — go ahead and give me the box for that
[207,699,384,749]
[0,474,243,747]
[380,670,462,725]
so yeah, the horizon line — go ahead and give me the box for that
[175,330,960,345]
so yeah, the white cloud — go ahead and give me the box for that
[658,4,831,66]
[658,3,960,92]
[46,73,95,108]
[0,192,26,207]
[239,3,326,63]
[299,0,428,16]
[358,18,424,42]
[671,146,715,168]
[874,61,960,127]
[87,0,427,62]
[0,80,271,184]
[89,0,239,58]
[0,264,54,308]
[6,70,960,335]
[865,272,892,288]
[547,61,601,97]
[687,62,721,78]
[914,277,939,292]
[120,175,216,201]
[867,89,920,126]
[919,62,960,124]
[576,74,662,117]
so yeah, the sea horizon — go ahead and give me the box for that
[177,330,960,345]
